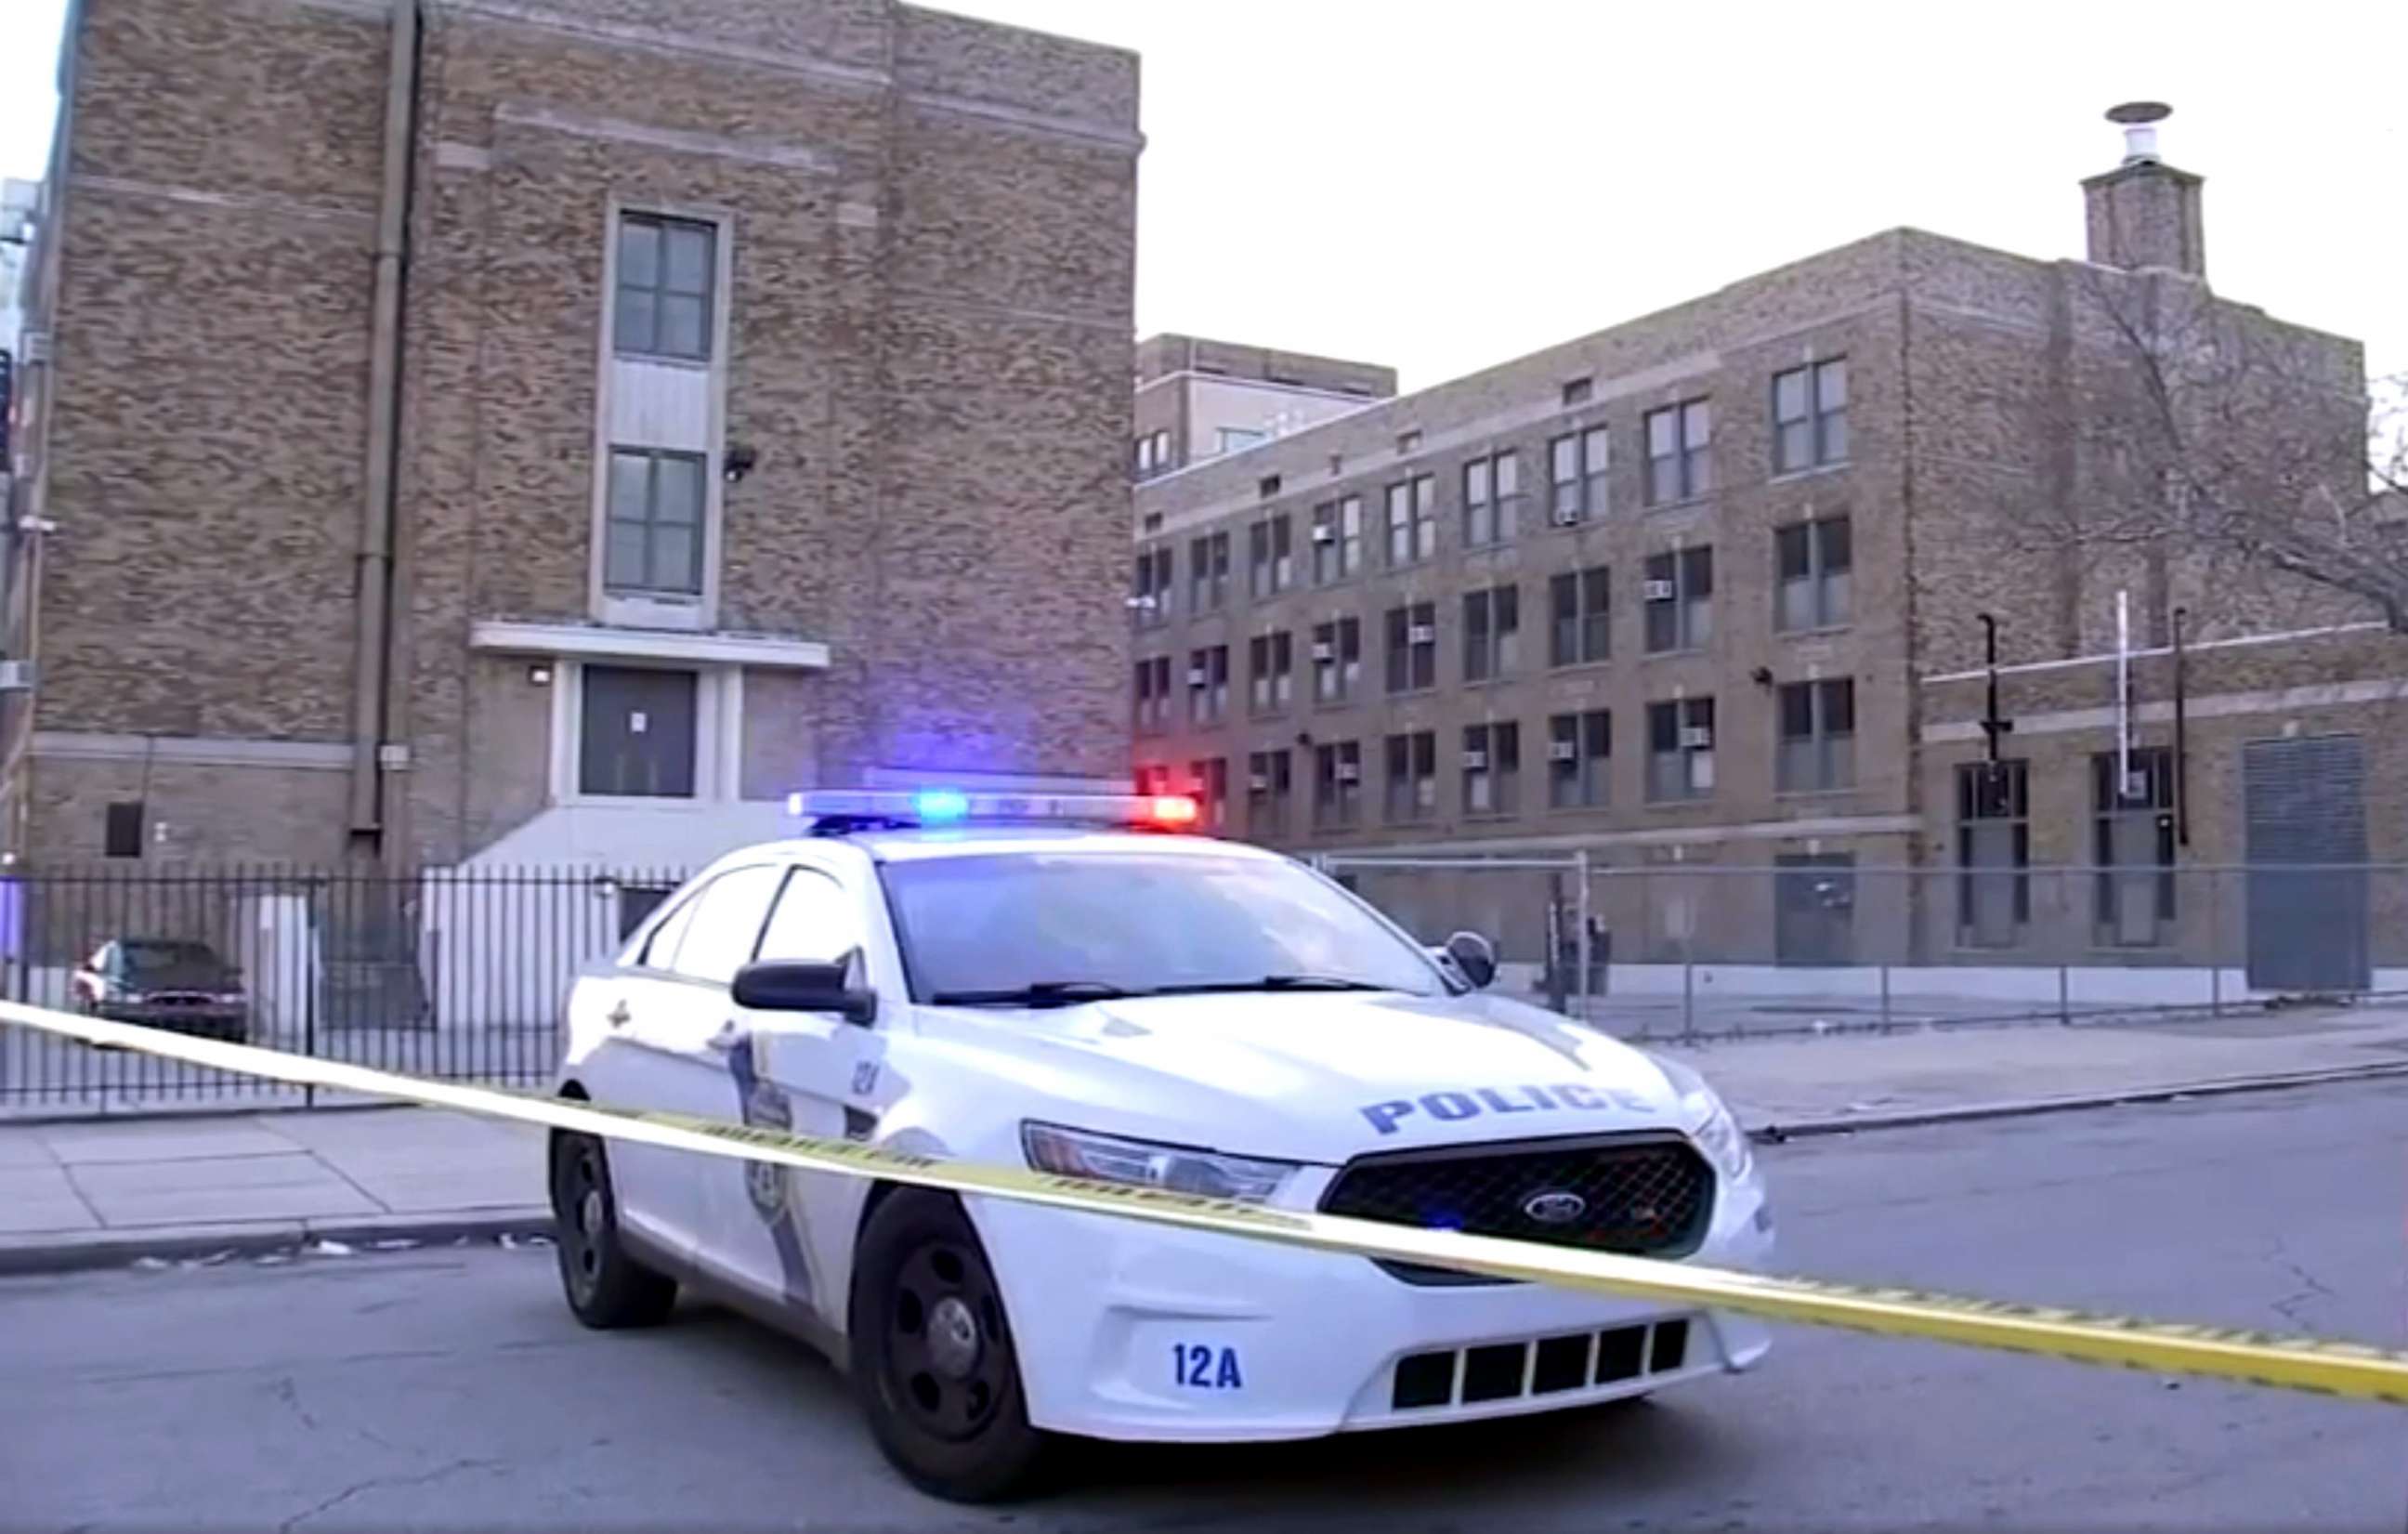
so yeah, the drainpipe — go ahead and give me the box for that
[348,0,421,846]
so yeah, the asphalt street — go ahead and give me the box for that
[6,1079,2406,1533]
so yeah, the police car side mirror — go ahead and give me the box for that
[1443,931,1498,990]
[731,960,878,1026]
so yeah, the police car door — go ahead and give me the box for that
[602,862,788,1257]
[702,859,887,1330]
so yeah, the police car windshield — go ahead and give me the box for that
[883,851,1445,1004]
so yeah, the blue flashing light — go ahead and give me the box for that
[913,789,972,823]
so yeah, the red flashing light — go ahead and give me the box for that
[1148,794,1200,828]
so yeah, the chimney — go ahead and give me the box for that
[2083,102,2205,278]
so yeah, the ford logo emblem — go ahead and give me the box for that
[1521,1190,1588,1226]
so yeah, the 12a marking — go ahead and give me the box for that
[1173,1343,1243,1390]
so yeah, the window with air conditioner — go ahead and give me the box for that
[1548,426,1609,526]
[1312,617,1361,704]
[1548,710,1611,809]
[1642,546,1714,653]
[1384,602,1437,694]
[1646,697,1716,802]
[1462,721,1522,817]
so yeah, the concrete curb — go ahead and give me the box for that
[0,1207,555,1277]
[1747,1058,2408,1142]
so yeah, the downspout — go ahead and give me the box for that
[348,0,421,846]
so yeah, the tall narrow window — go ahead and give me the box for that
[1384,475,1436,567]
[1188,531,1229,612]
[1186,646,1229,727]
[1314,741,1363,829]
[1249,515,1293,597]
[1547,426,1610,525]
[1642,399,1712,505]
[1956,759,2030,949]
[1463,722,1521,817]
[1312,617,1361,704]
[1383,731,1438,823]
[1462,450,1522,546]
[1248,632,1294,715]
[1775,517,1852,632]
[1187,757,1229,829]
[1550,566,1611,667]
[1646,697,1716,802]
[1642,546,1714,653]
[1132,546,1173,628]
[1462,584,1520,682]
[1547,710,1612,809]
[615,213,715,362]
[1248,750,1294,837]
[2093,748,2177,947]
[1384,602,1437,694]
[1775,678,1856,793]
[1773,358,1848,472]
[605,450,706,597]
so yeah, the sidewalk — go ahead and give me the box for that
[6,1003,2407,1273]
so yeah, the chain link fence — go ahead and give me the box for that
[1317,855,2408,1041]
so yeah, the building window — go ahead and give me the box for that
[1383,475,1436,567]
[1773,358,1848,473]
[104,801,145,859]
[1132,656,1171,733]
[615,212,715,362]
[1548,426,1610,526]
[1132,545,1172,628]
[1550,566,1611,668]
[1134,431,1173,479]
[1461,450,1522,547]
[604,450,706,597]
[1462,722,1521,817]
[1562,377,1594,406]
[1248,515,1293,597]
[1645,697,1716,802]
[1133,764,1174,796]
[1776,517,1852,632]
[1314,741,1363,830]
[1642,399,1712,505]
[1312,496,1364,583]
[1186,646,1229,726]
[1462,583,1520,683]
[1248,631,1294,715]
[1217,426,1266,455]
[1187,757,1229,829]
[1312,617,1362,704]
[1383,731,1438,824]
[1548,710,1612,809]
[1384,601,1437,694]
[1249,750,1294,837]
[1189,531,1230,613]
[1642,546,1714,653]
[2093,748,2177,947]
[581,666,699,798]
[1956,759,2031,949]
[1776,678,1856,793]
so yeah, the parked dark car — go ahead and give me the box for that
[71,938,251,1042]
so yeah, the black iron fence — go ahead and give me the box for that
[0,865,692,1115]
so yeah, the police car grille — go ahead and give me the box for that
[1318,1132,1713,1283]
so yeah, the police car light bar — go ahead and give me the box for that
[786,788,1200,833]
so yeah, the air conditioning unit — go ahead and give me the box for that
[0,659,33,691]
[1680,726,1715,750]
[1643,579,1677,601]
[1408,624,1434,644]
[1311,525,1335,544]
[1548,741,1577,762]
[1311,641,1334,662]
[1335,762,1361,783]
[1248,773,1270,793]
[20,331,52,365]
[1551,506,1582,528]
[1461,749,1488,770]
[1187,666,1208,686]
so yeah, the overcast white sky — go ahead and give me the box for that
[6,0,2401,385]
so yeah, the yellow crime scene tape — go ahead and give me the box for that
[8,998,2408,1407]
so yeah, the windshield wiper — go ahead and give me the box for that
[1153,975,1397,996]
[928,980,1146,1009]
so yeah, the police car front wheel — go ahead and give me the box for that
[849,1189,1048,1502]
[548,1129,677,1329]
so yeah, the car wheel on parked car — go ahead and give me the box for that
[548,1129,677,1329]
[848,1189,1049,1502]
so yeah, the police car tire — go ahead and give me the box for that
[549,1130,677,1330]
[849,1190,1050,1503]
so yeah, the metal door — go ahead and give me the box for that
[2243,735,2370,993]
[1774,855,1856,967]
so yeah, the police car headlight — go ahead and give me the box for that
[1021,1122,1297,1205]
[1653,1057,1753,1183]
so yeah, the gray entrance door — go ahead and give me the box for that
[1774,855,1855,967]
[2242,735,2370,993]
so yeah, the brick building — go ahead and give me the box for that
[1131,333,1394,483]
[1132,112,2401,996]
[1,0,1141,874]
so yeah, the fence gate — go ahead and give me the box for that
[2243,734,2370,993]
[1774,854,1856,967]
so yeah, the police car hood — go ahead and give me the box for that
[915,989,1689,1161]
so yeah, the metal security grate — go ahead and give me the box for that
[1321,1131,1715,1285]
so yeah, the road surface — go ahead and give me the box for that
[6,1079,2405,1531]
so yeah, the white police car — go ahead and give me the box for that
[546,790,1773,1501]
